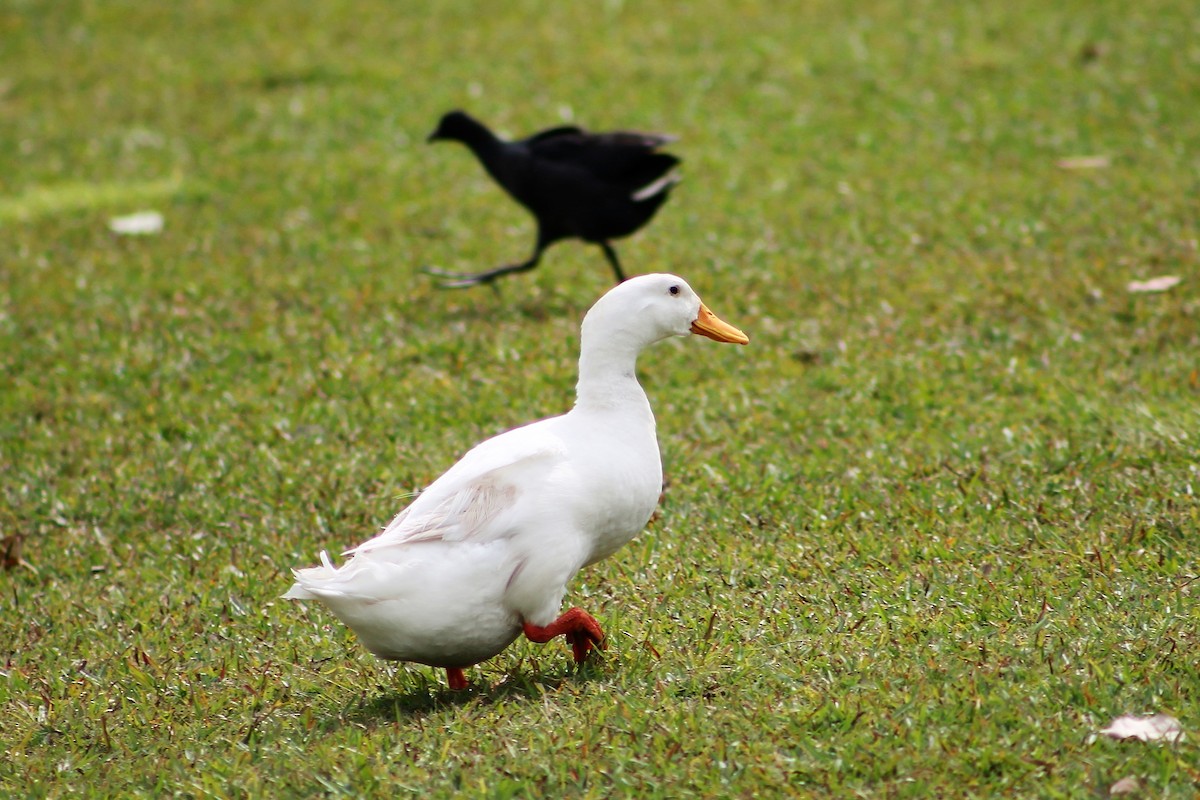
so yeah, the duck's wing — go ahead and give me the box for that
[348,425,568,555]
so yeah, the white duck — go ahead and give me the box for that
[284,274,748,690]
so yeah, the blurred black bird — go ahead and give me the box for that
[425,110,681,288]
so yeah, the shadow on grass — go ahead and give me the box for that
[333,662,607,729]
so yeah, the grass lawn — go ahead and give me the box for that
[2,0,1198,796]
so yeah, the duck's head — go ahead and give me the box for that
[582,274,749,350]
[427,110,481,144]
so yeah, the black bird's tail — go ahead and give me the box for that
[631,170,682,202]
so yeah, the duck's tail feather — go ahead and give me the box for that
[282,550,339,600]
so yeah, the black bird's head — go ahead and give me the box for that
[427,110,476,144]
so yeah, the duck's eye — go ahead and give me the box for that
[668,285,680,296]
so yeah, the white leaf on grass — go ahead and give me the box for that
[1056,155,1110,170]
[109,210,164,235]
[1126,275,1181,293]
[1099,713,1185,743]
[1108,776,1140,796]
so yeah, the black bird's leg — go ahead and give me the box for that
[424,229,555,289]
[423,248,545,289]
[599,241,627,283]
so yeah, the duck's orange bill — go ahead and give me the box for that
[690,303,749,345]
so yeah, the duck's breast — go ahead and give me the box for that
[492,412,661,625]
[558,411,663,566]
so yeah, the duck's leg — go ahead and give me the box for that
[445,667,469,690]
[522,607,605,663]
[424,237,549,289]
[598,241,627,283]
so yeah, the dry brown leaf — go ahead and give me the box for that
[1,533,23,570]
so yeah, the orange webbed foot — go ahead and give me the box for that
[522,607,606,663]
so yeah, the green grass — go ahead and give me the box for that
[2,0,1198,796]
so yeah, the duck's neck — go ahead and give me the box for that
[573,332,653,417]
